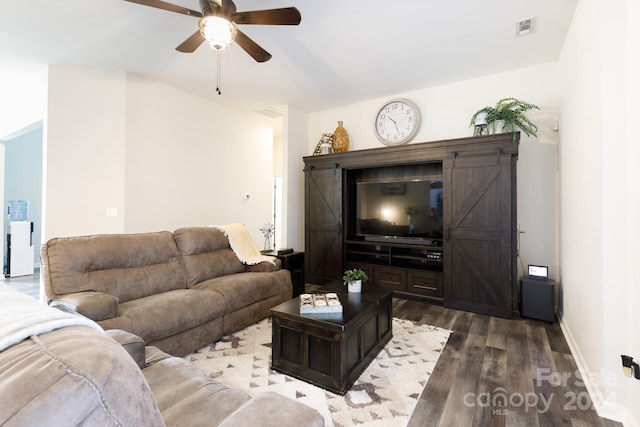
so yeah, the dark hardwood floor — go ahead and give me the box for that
[393,298,622,427]
[5,276,621,427]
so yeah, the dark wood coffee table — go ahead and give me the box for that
[270,282,392,394]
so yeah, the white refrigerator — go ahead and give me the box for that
[7,221,34,277]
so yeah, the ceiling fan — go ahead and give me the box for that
[124,0,301,62]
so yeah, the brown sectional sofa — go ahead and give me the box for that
[41,226,292,356]
[0,284,324,427]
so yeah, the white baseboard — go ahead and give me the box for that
[558,312,638,427]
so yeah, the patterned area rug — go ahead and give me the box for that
[185,317,450,427]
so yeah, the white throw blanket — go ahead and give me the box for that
[212,223,276,266]
[0,284,103,352]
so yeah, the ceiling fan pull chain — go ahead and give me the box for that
[216,49,222,95]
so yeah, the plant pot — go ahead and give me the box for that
[347,280,362,293]
[474,112,488,126]
[490,119,505,135]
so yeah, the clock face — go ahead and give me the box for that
[374,99,421,145]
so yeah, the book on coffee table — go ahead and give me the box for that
[299,293,343,313]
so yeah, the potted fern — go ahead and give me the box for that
[343,268,369,293]
[470,97,540,142]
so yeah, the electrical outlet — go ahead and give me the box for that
[106,207,118,217]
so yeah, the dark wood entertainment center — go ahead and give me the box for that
[303,133,520,318]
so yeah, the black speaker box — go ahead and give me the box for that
[521,276,556,322]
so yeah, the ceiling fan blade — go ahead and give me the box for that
[176,30,205,52]
[235,30,272,62]
[124,0,202,17]
[233,7,301,25]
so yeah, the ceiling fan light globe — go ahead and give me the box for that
[199,16,237,50]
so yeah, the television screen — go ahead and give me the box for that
[354,180,443,242]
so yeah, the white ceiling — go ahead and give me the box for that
[0,0,577,115]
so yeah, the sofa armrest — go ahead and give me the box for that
[219,391,324,427]
[246,258,281,273]
[49,291,118,322]
[106,329,146,369]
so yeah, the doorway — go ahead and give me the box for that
[2,123,43,277]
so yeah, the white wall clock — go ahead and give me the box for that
[374,98,422,146]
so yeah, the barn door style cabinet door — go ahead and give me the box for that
[303,163,343,284]
[442,142,519,318]
[303,133,519,317]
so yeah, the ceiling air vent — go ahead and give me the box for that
[516,17,536,37]
[254,106,283,118]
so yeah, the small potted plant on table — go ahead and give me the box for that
[343,268,369,293]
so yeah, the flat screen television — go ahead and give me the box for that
[352,179,443,245]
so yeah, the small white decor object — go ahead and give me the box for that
[259,223,275,251]
[312,133,335,156]
[347,280,362,293]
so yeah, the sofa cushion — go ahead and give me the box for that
[98,315,135,334]
[0,326,165,427]
[247,260,282,273]
[191,270,289,313]
[174,227,246,287]
[144,346,252,426]
[117,289,226,343]
[41,231,187,304]
[220,392,325,427]
[144,347,324,427]
[106,329,146,369]
[50,291,119,321]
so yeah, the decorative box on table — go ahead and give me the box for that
[299,293,342,314]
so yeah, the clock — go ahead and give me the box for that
[374,98,421,145]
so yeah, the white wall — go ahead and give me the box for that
[306,63,561,280]
[557,0,638,425]
[281,105,307,251]
[627,0,640,424]
[44,66,275,246]
[45,65,127,239]
[272,118,283,249]
[124,74,275,244]
[0,66,46,139]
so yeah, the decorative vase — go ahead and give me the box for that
[347,280,362,293]
[332,121,350,152]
